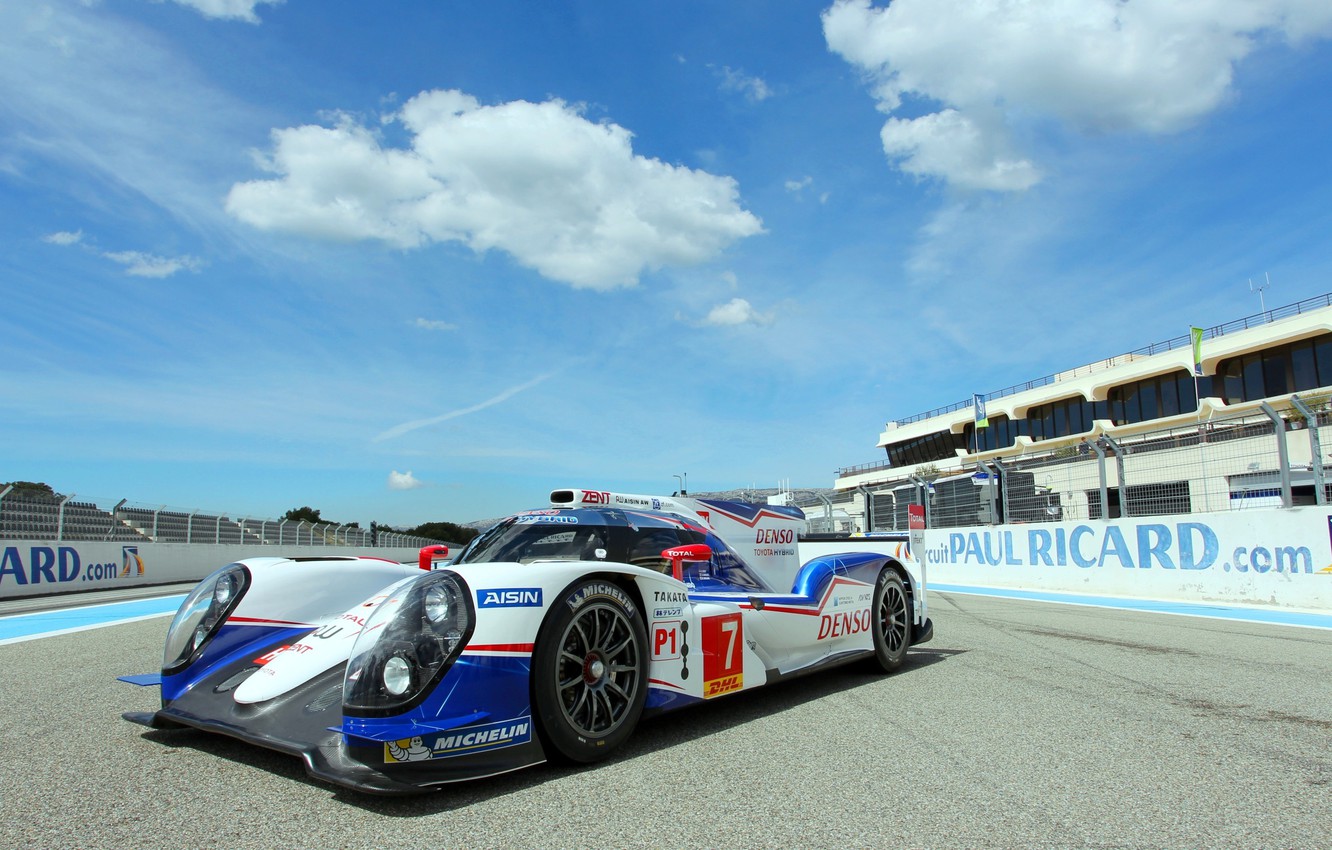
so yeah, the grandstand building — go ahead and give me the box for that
[818,292,1332,532]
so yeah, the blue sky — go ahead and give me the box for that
[3,0,1332,526]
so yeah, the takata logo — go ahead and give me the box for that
[477,588,543,608]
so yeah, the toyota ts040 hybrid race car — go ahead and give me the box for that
[120,488,933,794]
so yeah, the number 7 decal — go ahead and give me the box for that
[701,613,743,698]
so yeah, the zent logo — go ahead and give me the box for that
[581,490,611,504]
[477,588,543,608]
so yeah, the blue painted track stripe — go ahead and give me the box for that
[931,583,1332,630]
[0,595,186,645]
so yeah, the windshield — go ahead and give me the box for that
[454,508,771,591]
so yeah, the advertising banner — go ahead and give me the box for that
[919,506,1332,610]
[0,543,422,600]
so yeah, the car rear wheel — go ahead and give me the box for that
[870,569,911,672]
[533,580,648,763]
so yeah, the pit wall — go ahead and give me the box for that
[914,505,1332,611]
[0,542,423,601]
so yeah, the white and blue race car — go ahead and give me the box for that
[121,488,932,794]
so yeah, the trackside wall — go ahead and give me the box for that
[917,505,1332,611]
[0,542,422,601]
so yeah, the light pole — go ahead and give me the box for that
[673,473,688,495]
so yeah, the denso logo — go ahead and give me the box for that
[818,609,873,640]
[755,528,794,545]
[477,588,543,608]
[581,490,611,504]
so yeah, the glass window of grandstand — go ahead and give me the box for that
[1217,334,1332,405]
[1107,371,1200,425]
[967,414,1019,453]
[886,430,968,467]
[1020,397,1109,442]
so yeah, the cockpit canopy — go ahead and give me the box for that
[454,508,771,592]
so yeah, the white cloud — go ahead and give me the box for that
[414,317,458,332]
[881,110,1040,192]
[43,230,83,246]
[784,176,831,203]
[714,65,774,102]
[102,250,203,277]
[823,0,1332,191]
[702,297,774,327]
[226,89,764,289]
[388,470,425,490]
[159,0,283,23]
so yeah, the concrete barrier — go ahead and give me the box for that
[0,541,424,601]
[917,505,1332,611]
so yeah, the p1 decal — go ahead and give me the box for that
[701,613,742,698]
[653,620,682,661]
[477,588,543,608]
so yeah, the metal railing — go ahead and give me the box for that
[857,402,1330,531]
[890,292,1332,427]
[0,489,446,548]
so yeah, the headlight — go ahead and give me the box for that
[343,571,473,715]
[382,655,413,696]
[423,583,452,623]
[163,564,250,674]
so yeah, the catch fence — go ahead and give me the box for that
[814,400,1331,532]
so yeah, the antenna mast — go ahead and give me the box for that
[1249,274,1271,316]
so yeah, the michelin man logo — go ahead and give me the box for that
[385,736,431,763]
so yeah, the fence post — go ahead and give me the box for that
[58,493,73,542]
[1259,402,1293,508]
[1101,435,1128,516]
[909,475,931,528]
[1090,439,1110,519]
[1290,396,1326,505]
[988,458,1007,524]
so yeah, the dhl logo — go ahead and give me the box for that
[704,674,742,698]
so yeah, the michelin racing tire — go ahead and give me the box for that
[533,579,648,763]
[870,568,911,672]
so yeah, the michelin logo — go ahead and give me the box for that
[384,719,532,762]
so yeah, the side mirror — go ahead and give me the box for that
[418,545,450,571]
[661,544,712,583]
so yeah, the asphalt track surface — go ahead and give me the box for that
[1,592,1328,850]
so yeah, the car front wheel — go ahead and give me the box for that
[533,579,648,763]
